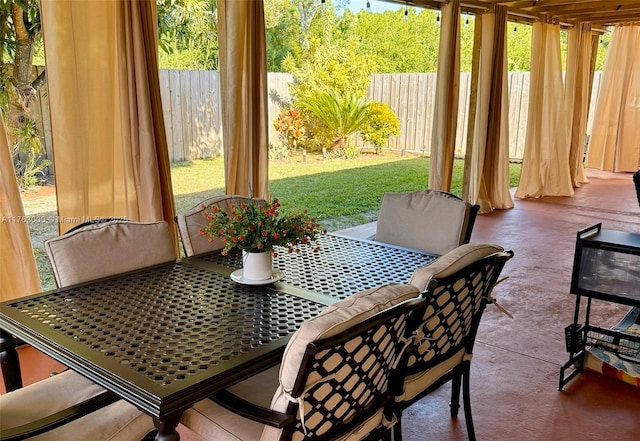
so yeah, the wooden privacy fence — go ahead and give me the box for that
[35,69,604,164]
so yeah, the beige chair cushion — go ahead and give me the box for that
[181,366,280,441]
[409,243,504,292]
[0,370,152,441]
[44,220,176,287]
[395,347,466,402]
[375,191,472,255]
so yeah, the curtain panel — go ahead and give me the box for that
[463,6,513,213]
[0,115,42,301]
[585,24,640,172]
[218,0,270,199]
[429,0,461,191]
[564,23,594,187]
[515,20,574,199]
[40,0,178,255]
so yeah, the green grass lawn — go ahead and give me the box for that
[172,152,521,231]
[25,152,521,290]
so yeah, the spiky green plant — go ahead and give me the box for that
[297,88,370,155]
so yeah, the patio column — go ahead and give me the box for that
[0,115,42,301]
[40,0,179,255]
[515,19,574,199]
[429,0,460,191]
[218,0,270,199]
[463,6,513,213]
[585,24,640,172]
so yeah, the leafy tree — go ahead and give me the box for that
[1,0,50,189]
[156,0,218,69]
[359,102,400,153]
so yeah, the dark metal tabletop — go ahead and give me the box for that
[0,233,436,420]
[188,233,437,300]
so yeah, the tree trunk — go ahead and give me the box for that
[11,2,35,102]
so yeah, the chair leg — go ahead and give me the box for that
[462,366,477,441]
[393,414,403,441]
[450,369,462,418]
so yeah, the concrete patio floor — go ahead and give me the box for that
[2,168,639,440]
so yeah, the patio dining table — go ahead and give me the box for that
[0,233,437,440]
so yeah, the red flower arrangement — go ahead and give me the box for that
[199,198,324,256]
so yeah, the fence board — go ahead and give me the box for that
[30,69,606,165]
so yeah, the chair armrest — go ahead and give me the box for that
[210,390,295,429]
[0,391,120,441]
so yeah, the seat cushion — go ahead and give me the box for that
[375,191,470,255]
[409,243,504,292]
[181,366,280,441]
[395,347,466,402]
[0,370,154,441]
[44,220,176,287]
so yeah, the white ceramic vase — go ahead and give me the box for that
[242,250,273,280]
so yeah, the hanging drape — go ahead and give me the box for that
[0,115,42,301]
[218,0,270,199]
[463,6,513,213]
[515,20,574,199]
[564,23,595,187]
[429,0,460,191]
[585,24,640,172]
[40,0,178,255]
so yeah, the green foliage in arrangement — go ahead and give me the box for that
[359,102,400,153]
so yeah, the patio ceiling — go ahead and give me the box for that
[384,1,640,27]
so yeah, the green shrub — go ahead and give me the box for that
[359,102,400,153]
[297,88,370,154]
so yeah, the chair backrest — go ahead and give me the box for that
[44,220,176,287]
[262,284,424,441]
[176,195,264,257]
[374,190,479,255]
[403,243,513,378]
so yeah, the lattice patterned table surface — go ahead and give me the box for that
[2,263,326,388]
[199,234,437,299]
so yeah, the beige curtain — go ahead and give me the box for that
[40,0,178,254]
[218,0,270,199]
[515,20,574,199]
[585,24,640,172]
[429,0,460,191]
[0,115,42,301]
[463,6,513,213]
[565,23,595,187]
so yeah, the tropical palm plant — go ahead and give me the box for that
[297,87,370,155]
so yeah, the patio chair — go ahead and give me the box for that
[176,195,265,257]
[180,284,426,441]
[0,220,176,441]
[392,243,513,441]
[373,190,479,255]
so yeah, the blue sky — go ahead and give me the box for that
[343,0,404,13]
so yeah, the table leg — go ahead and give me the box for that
[0,329,23,392]
[153,411,182,441]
